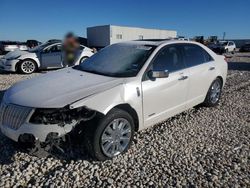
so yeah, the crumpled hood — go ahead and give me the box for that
[4,68,125,108]
[4,50,31,59]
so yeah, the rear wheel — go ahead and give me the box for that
[85,108,135,161]
[203,78,222,107]
[18,59,37,74]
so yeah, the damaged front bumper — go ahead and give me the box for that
[0,102,96,144]
[0,120,78,142]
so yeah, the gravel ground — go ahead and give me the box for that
[0,53,250,187]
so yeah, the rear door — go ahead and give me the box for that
[40,44,62,68]
[182,44,216,108]
[142,44,189,127]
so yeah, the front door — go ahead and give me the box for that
[40,44,62,68]
[142,44,189,128]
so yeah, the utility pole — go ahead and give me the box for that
[223,32,226,40]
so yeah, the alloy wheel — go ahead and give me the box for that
[101,118,132,158]
[210,80,221,104]
[21,60,35,73]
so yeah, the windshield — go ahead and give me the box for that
[29,42,55,52]
[218,41,228,46]
[75,43,155,77]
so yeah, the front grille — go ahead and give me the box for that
[0,103,33,130]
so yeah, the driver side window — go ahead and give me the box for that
[43,44,62,53]
[152,45,185,72]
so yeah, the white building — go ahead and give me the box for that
[87,25,177,48]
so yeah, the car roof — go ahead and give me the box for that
[117,39,201,47]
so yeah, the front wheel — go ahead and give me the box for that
[18,59,37,74]
[79,56,88,64]
[85,109,135,161]
[232,48,236,54]
[203,78,222,107]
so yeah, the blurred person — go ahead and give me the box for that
[62,32,80,67]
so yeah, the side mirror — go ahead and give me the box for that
[148,70,169,79]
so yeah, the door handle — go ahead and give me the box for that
[209,66,215,71]
[178,75,188,80]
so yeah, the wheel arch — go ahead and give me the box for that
[15,58,39,71]
[216,76,223,86]
[109,103,139,132]
[80,56,89,62]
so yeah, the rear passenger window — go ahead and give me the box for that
[152,45,185,73]
[183,44,213,67]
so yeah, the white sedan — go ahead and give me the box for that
[0,40,227,160]
[218,41,236,53]
[0,42,94,74]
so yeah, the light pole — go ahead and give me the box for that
[223,32,226,40]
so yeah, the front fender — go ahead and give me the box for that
[69,82,144,130]
[19,54,40,68]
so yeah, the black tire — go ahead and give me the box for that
[18,59,37,74]
[84,108,135,161]
[79,56,88,64]
[203,78,222,107]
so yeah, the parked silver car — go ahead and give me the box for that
[0,40,227,160]
[0,42,93,74]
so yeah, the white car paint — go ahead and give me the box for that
[0,40,227,143]
[0,42,19,52]
[18,44,29,51]
[219,41,236,53]
[0,42,93,72]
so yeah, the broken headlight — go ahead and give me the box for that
[29,106,96,125]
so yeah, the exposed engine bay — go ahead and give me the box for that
[24,106,98,158]
[30,106,96,126]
